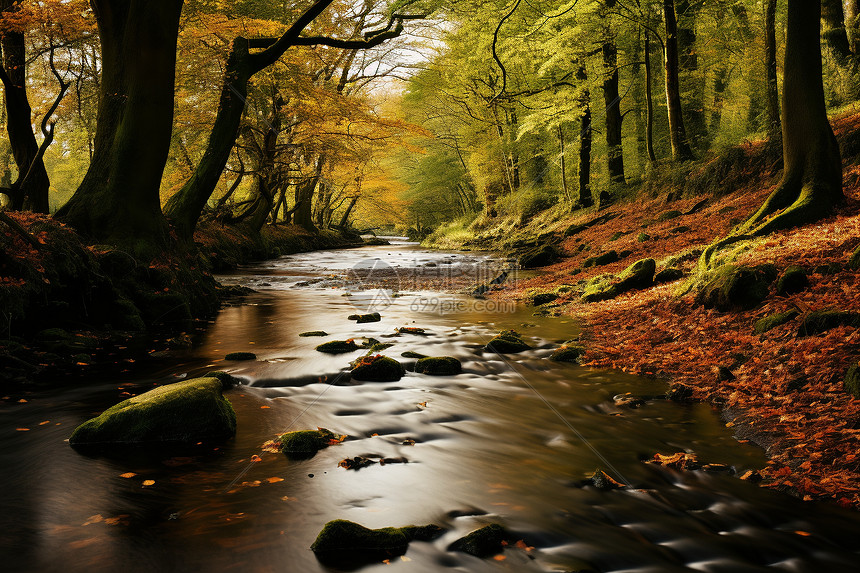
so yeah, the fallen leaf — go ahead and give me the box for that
[82,514,103,526]
[260,405,270,409]
[250,454,262,463]
[266,477,284,483]
[142,480,155,487]
[119,472,137,479]
[493,555,506,561]
[38,420,50,425]
[16,428,30,432]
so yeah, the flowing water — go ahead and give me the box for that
[2,240,860,573]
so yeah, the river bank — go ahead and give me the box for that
[0,215,364,389]
[437,113,860,510]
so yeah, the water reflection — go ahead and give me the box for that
[1,243,859,572]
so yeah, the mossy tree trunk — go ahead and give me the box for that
[663,0,694,161]
[55,0,183,258]
[602,20,625,190]
[740,0,842,235]
[765,0,781,145]
[577,65,593,208]
[0,0,50,213]
[675,0,706,151]
[643,30,657,164]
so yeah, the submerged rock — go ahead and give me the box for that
[69,377,236,448]
[401,351,427,359]
[224,352,256,361]
[448,524,512,557]
[589,469,626,490]
[415,356,462,375]
[299,331,328,337]
[311,519,444,566]
[278,428,341,458]
[351,356,405,382]
[484,330,531,353]
[316,339,360,354]
[550,345,585,363]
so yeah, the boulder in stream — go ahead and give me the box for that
[351,355,405,382]
[69,377,236,448]
[348,312,381,323]
[278,428,343,458]
[415,356,462,375]
[550,345,585,363]
[311,519,444,566]
[316,339,360,354]
[484,330,531,354]
[299,331,328,337]
[448,524,512,558]
[224,352,256,361]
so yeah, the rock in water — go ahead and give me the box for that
[448,524,512,558]
[415,356,462,375]
[69,377,236,448]
[278,428,341,458]
[351,356,405,382]
[484,330,531,353]
[311,519,443,566]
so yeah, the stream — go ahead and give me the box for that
[2,239,860,572]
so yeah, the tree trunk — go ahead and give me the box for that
[821,0,853,61]
[338,195,358,228]
[675,0,706,150]
[0,0,50,213]
[602,35,625,188]
[577,84,593,208]
[644,31,657,163]
[739,0,842,234]
[765,0,782,145]
[294,160,321,232]
[55,0,183,258]
[707,64,729,147]
[663,0,695,161]
[847,0,860,54]
[559,126,570,202]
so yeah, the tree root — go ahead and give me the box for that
[0,211,43,251]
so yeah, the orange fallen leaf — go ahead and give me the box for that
[493,554,506,561]
[794,530,812,537]
[142,480,155,487]
[250,454,262,463]
[119,472,137,479]
[266,477,284,483]
[260,405,271,409]
[82,514,103,526]
[38,420,50,425]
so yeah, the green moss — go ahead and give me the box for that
[655,267,685,283]
[844,365,860,398]
[351,356,405,382]
[348,312,381,323]
[696,264,775,311]
[415,356,462,375]
[550,345,585,362]
[754,310,800,334]
[583,250,619,268]
[225,352,256,361]
[316,340,360,354]
[369,342,395,352]
[608,231,624,241]
[527,290,559,306]
[400,351,427,359]
[655,209,682,222]
[69,377,236,448]
[278,428,337,457]
[637,232,650,242]
[485,330,531,353]
[849,244,860,270]
[299,331,328,337]
[581,259,656,302]
[797,310,860,336]
[311,519,444,565]
[776,265,809,296]
[448,524,511,558]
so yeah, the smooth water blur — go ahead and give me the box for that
[2,240,860,573]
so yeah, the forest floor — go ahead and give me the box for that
[433,112,860,510]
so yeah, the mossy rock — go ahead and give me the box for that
[797,310,860,336]
[696,264,775,311]
[35,328,71,342]
[528,291,559,306]
[415,356,462,376]
[518,244,560,269]
[311,519,444,566]
[369,342,395,352]
[279,428,337,457]
[550,345,585,362]
[316,340,360,354]
[583,250,619,268]
[754,310,800,334]
[299,331,328,337]
[655,209,682,222]
[204,371,244,389]
[448,524,511,558]
[848,244,860,270]
[581,258,656,303]
[348,312,381,323]
[69,377,236,448]
[655,267,685,283]
[776,266,809,296]
[844,365,860,398]
[351,356,405,382]
[814,262,843,275]
[589,469,626,490]
[400,351,427,359]
[485,330,530,353]
[608,231,624,241]
[637,232,650,242]
[112,298,146,331]
[225,352,256,361]
[136,291,193,325]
